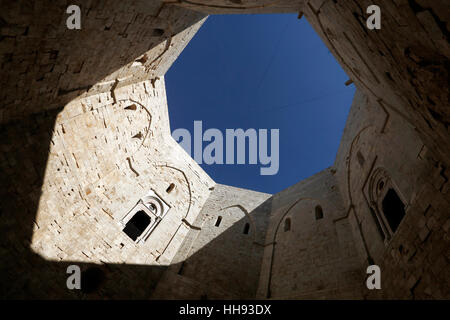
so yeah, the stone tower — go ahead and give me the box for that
[0,1,448,299]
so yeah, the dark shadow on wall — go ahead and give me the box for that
[0,0,206,123]
[0,109,167,299]
[0,104,269,299]
[0,106,168,298]
[149,193,363,300]
[0,1,207,298]
[0,1,274,299]
[0,107,444,300]
[1,0,448,300]
[0,104,272,299]
[153,198,274,300]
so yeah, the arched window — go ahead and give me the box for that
[315,205,324,220]
[123,210,151,241]
[284,218,291,232]
[215,216,222,227]
[166,183,175,193]
[243,223,250,235]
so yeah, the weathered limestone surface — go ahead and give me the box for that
[300,0,450,164]
[0,78,215,298]
[152,184,272,299]
[30,77,215,265]
[174,0,303,14]
[256,169,365,299]
[0,0,206,124]
[334,90,450,299]
[0,0,448,299]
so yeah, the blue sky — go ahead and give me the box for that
[166,14,355,194]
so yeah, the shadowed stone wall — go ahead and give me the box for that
[0,0,206,124]
[0,0,448,299]
[0,78,215,298]
[256,168,365,299]
[152,184,272,299]
[334,90,450,299]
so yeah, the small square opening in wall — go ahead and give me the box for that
[123,210,151,241]
[215,216,222,227]
[315,205,324,220]
[243,223,250,235]
[284,218,291,232]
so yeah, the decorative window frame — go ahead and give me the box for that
[367,167,408,243]
[119,189,171,244]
